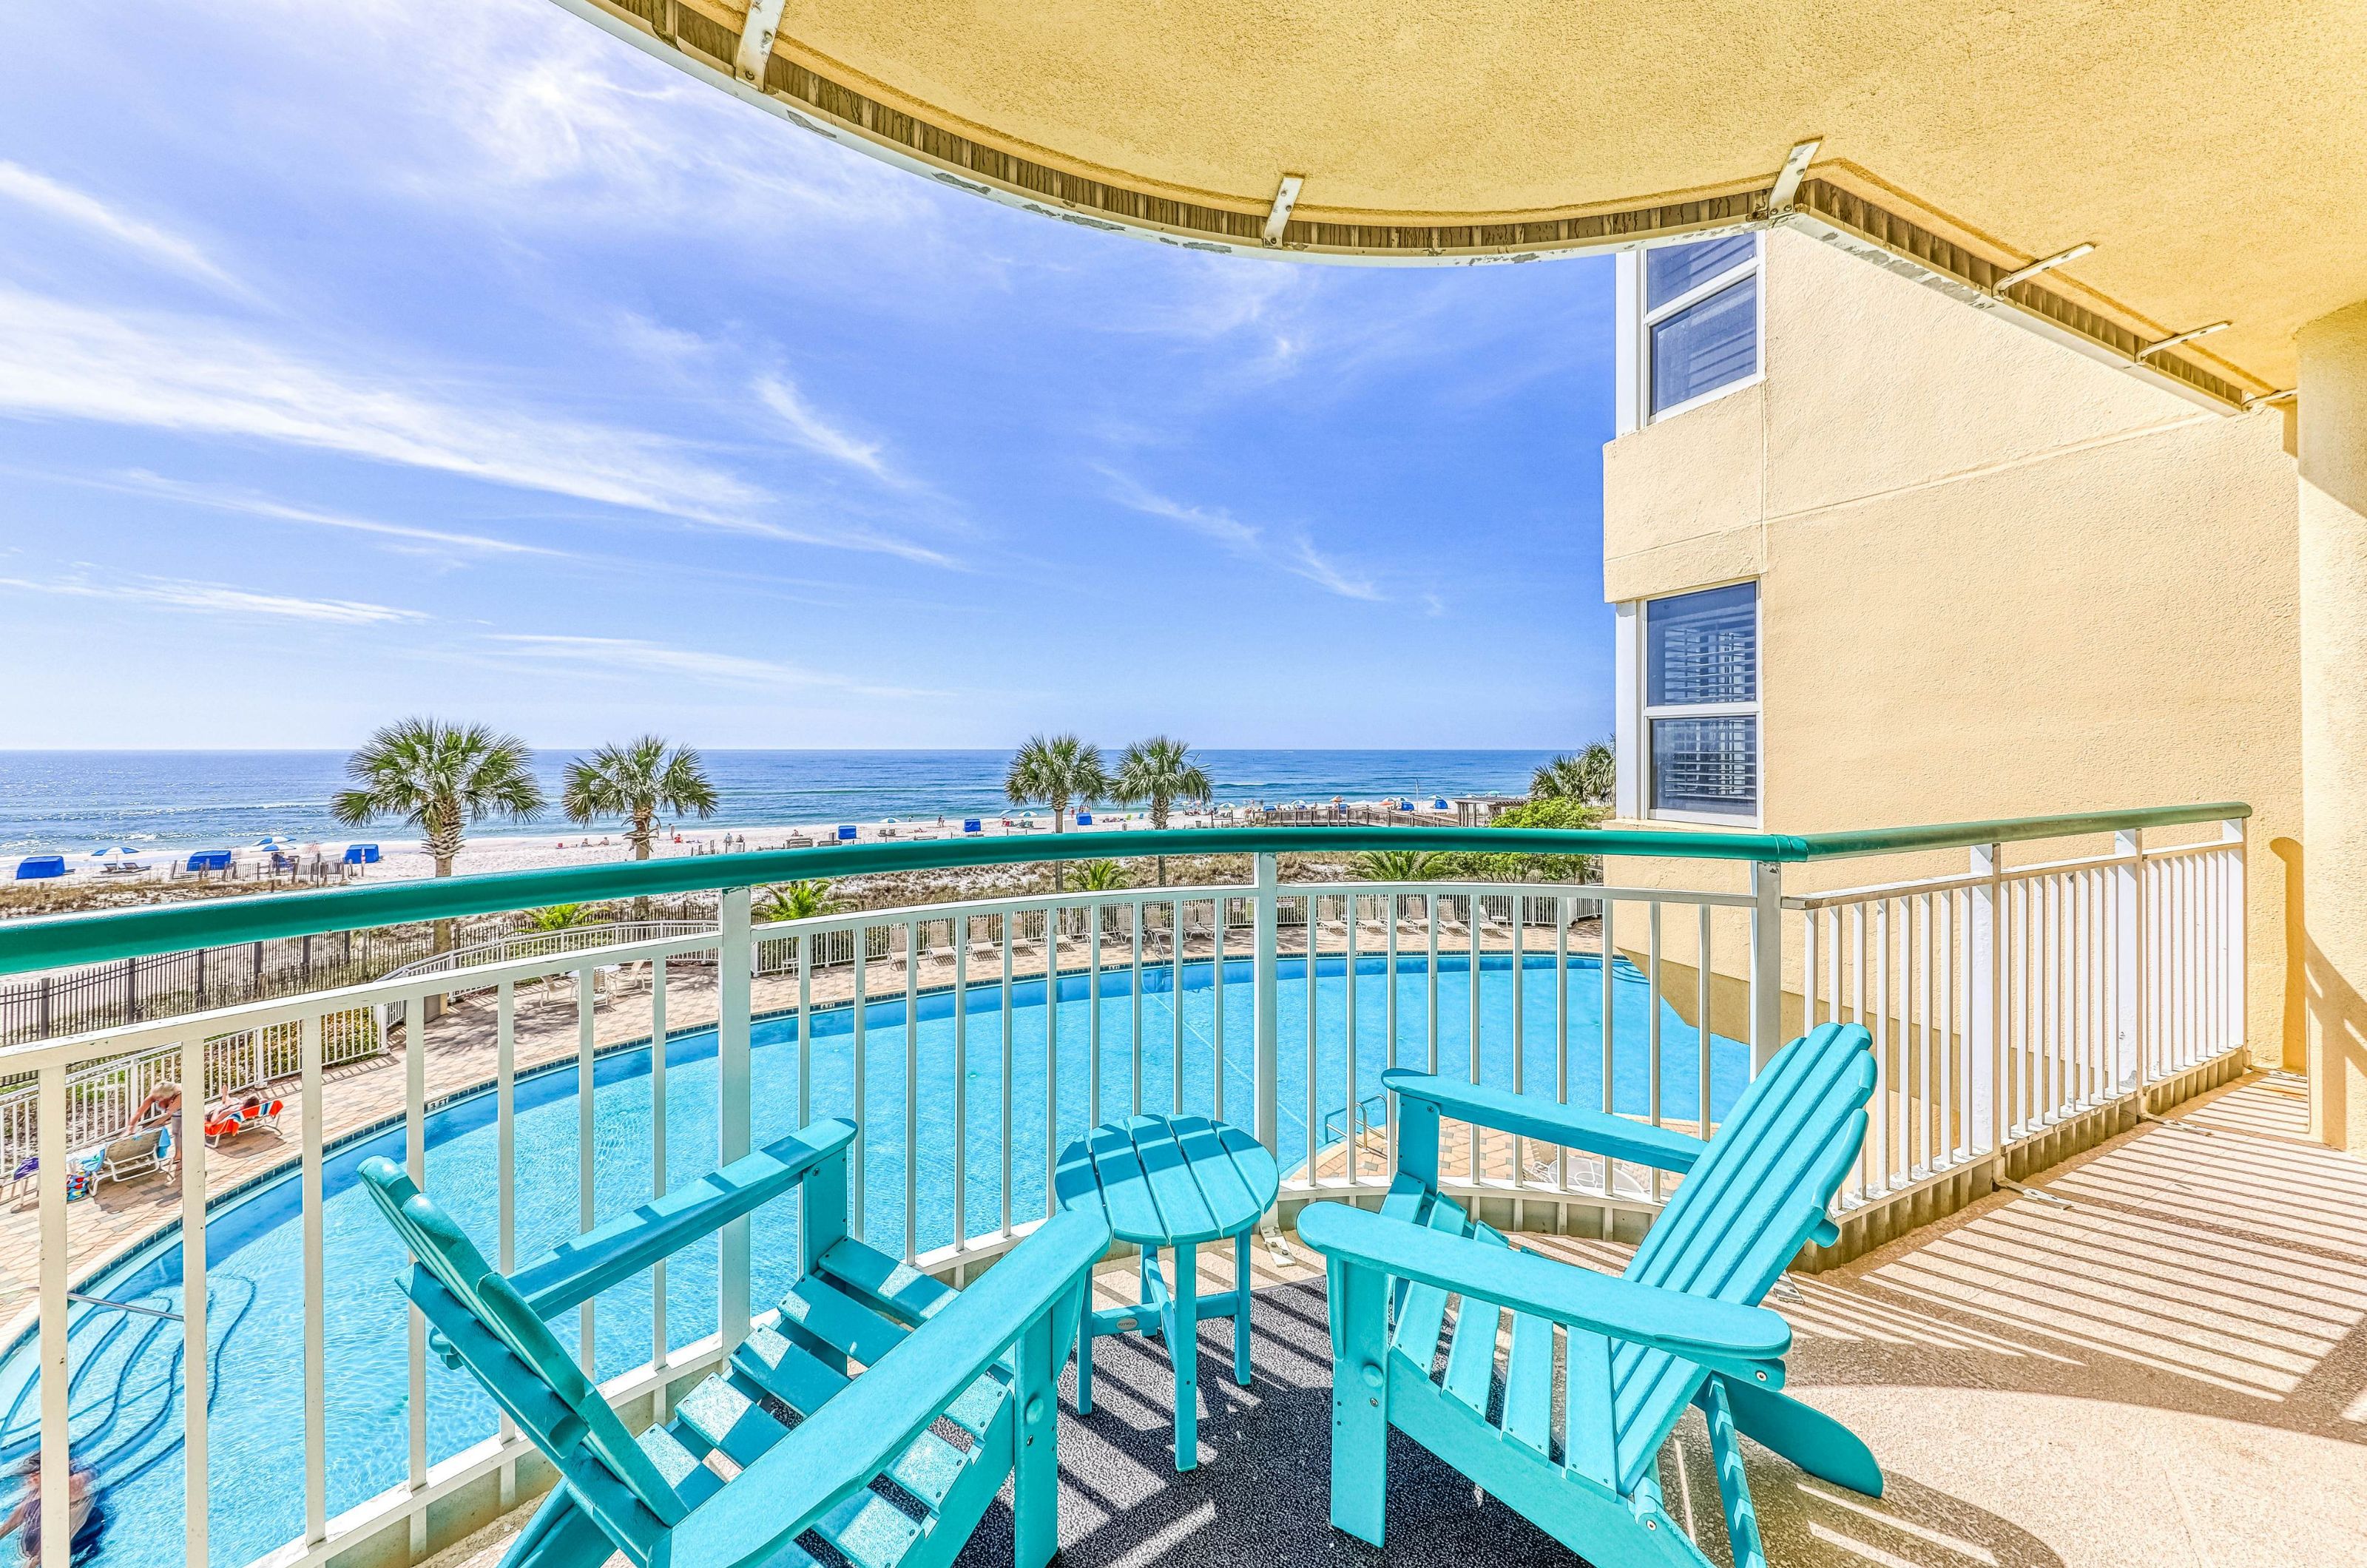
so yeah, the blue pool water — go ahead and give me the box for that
[0,954,1746,1568]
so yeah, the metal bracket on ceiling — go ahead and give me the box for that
[1990,242,2096,296]
[2243,388,2298,410]
[1263,174,1306,246]
[1766,139,1821,215]
[735,0,788,84]
[2136,320,2231,360]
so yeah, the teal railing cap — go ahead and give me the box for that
[0,805,2246,979]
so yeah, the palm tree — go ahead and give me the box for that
[333,718,542,953]
[1070,859,1130,891]
[1355,848,1451,882]
[1532,740,1616,805]
[1114,735,1213,886]
[760,879,843,923]
[1004,734,1111,892]
[518,903,600,933]
[759,880,844,963]
[562,736,719,919]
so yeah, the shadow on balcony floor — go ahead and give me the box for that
[432,1075,2367,1568]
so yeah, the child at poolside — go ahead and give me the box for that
[0,1456,107,1564]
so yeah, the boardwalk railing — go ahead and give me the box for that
[0,808,2248,1568]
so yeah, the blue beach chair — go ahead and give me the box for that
[1300,1022,1883,1568]
[359,1118,1107,1568]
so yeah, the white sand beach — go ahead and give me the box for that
[36,797,1447,890]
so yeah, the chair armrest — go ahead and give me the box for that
[1382,1069,1707,1175]
[666,1204,1111,1568]
[1297,1202,1787,1384]
[513,1120,857,1319]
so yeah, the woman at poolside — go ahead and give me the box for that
[130,1084,182,1177]
[0,1456,107,1564]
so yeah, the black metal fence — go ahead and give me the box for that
[0,927,439,1047]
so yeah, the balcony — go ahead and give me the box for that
[3,808,2352,1568]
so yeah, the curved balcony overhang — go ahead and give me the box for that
[541,0,2367,406]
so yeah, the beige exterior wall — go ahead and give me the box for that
[1602,229,2300,1070]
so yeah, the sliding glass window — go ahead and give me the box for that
[1642,235,1760,417]
[1644,581,1759,819]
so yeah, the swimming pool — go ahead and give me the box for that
[0,953,1748,1568]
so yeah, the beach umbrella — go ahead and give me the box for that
[88,845,147,860]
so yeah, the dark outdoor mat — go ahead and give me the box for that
[950,1277,1588,1567]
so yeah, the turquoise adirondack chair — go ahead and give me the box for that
[1299,1021,1883,1568]
[357,1117,1109,1568]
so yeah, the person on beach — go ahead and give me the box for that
[0,1455,107,1564]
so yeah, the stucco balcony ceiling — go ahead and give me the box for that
[558,0,2367,408]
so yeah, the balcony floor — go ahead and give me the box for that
[428,1072,2365,1568]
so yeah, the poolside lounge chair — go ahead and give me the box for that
[1300,1021,1883,1568]
[95,1129,163,1186]
[358,1118,1107,1568]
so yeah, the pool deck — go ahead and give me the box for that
[418,1071,2367,1568]
[3,913,1596,1334]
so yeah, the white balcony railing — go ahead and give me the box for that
[0,810,2249,1568]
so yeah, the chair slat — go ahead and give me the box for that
[1441,1293,1501,1417]
[1500,1309,1555,1458]
[781,1274,912,1367]
[734,1322,852,1416]
[820,1237,958,1325]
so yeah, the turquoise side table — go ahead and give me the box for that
[1053,1114,1280,1471]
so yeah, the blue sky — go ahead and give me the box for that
[0,0,1615,751]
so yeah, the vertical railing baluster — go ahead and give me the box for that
[1309,893,1322,1186]
[1000,911,1014,1237]
[1172,896,1185,1116]
[1045,905,1060,1221]
[649,960,668,1414]
[717,888,753,1352]
[953,926,969,1249]
[1382,895,1401,1179]
[36,1062,69,1568]
[1696,902,1713,1142]
[1426,891,1440,1076]
[496,978,517,1505]
[1647,901,1664,1203]
[404,992,425,1549]
[1345,893,1359,1188]
[1598,890,1615,1216]
[1089,908,1104,1126]
[907,919,921,1261]
[578,964,597,1370]
[1132,900,1147,1117]
[1255,853,1281,1157]
[1553,893,1569,1196]
[797,927,813,1129]
[1212,898,1226,1125]
[301,1012,328,1542]
[1508,896,1524,1194]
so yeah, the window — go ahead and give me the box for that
[1640,235,1760,418]
[1642,582,1758,820]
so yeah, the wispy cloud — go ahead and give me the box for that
[0,571,424,625]
[99,470,568,559]
[755,375,894,483]
[0,285,949,564]
[1098,468,1382,601]
[481,633,940,699]
[0,161,247,297]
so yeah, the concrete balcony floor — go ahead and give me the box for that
[430,1074,2367,1568]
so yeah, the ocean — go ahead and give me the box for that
[0,750,1558,856]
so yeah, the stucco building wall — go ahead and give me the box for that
[1601,229,2300,1070]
